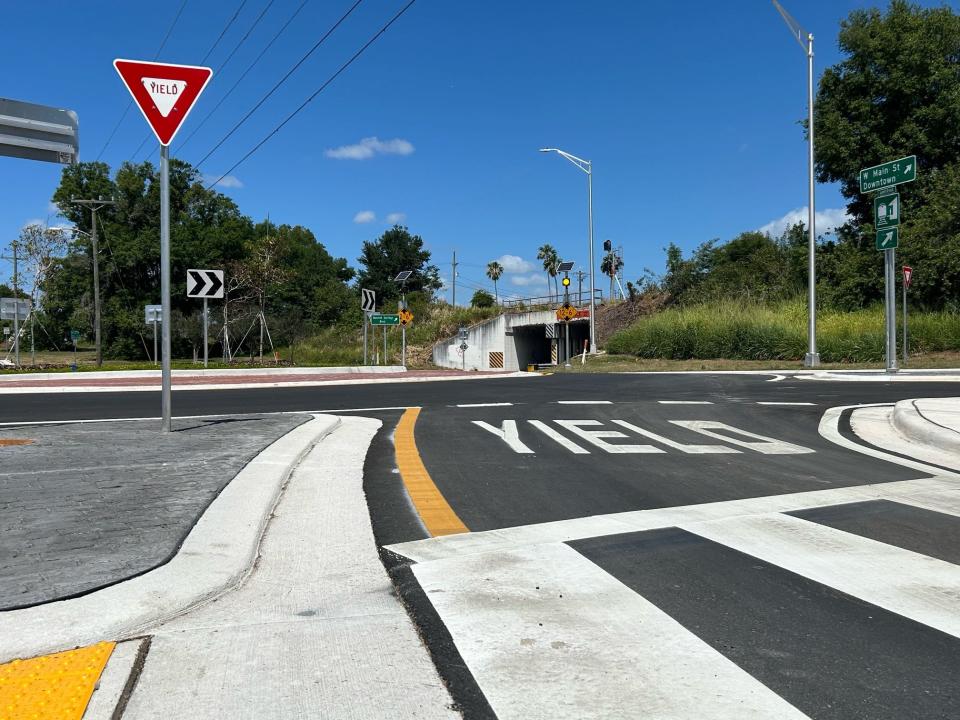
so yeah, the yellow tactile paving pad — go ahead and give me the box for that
[395,408,469,537]
[0,642,115,720]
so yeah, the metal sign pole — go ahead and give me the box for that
[160,145,172,431]
[383,325,387,365]
[884,248,898,373]
[203,297,209,368]
[11,242,19,368]
[363,313,368,365]
[153,317,158,366]
[902,278,908,365]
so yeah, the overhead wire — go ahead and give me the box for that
[95,0,190,161]
[202,0,417,188]
[175,0,309,154]
[194,0,368,173]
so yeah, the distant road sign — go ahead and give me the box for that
[903,266,913,288]
[70,330,80,342]
[860,155,916,193]
[361,288,376,313]
[114,59,213,146]
[399,309,414,326]
[0,98,78,165]
[874,193,900,230]
[371,314,400,326]
[876,228,899,251]
[459,342,468,351]
[186,269,224,299]
[0,298,31,321]
[144,304,162,324]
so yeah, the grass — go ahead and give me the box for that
[606,298,960,364]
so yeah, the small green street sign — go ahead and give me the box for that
[370,313,400,326]
[859,155,916,193]
[70,330,80,342]
[876,227,899,251]
[874,193,900,230]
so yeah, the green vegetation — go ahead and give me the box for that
[607,299,960,363]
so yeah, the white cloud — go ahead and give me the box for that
[353,210,376,224]
[496,254,534,274]
[758,206,851,237]
[509,272,548,288]
[386,212,406,224]
[202,174,244,189]
[325,136,415,160]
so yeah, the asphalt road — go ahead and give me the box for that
[7,372,960,719]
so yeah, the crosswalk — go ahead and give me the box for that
[387,476,960,720]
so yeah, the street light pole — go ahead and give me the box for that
[773,0,819,367]
[540,148,596,352]
[71,197,116,368]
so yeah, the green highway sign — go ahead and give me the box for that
[876,227,899,251]
[874,193,900,230]
[370,313,400,326]
[70,330,80,342]
[859,155,916,193]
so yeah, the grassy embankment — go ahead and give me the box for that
[604,299,960,365]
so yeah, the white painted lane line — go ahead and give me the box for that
[387,477,960,564]
[413,542,811,720]
[456,402,514,408]
[757,402,816,406]
[657,400,713,405]
[684,513,960,639]
[556,400,612,405]
[527,420,590,454]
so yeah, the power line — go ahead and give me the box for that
[176,0,308,154]
[132,0,261,163]
[203,0,417,187]
[195,0,366,172]
[95,0,190,161]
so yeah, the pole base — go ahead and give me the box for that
[803,352,821,368]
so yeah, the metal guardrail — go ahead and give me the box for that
[500,289,602,309]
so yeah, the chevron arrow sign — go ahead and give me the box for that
[187,269,225,299]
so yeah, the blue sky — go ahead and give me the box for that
[0,1,947,302]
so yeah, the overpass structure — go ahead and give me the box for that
[433,309,590,371]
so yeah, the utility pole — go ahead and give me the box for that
[576,269,585,306]
[71,197,116,368]
[11,241,20,368]
[451,250,459,307]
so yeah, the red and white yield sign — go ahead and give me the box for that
[903,266,913,288]
[113,59,212,146]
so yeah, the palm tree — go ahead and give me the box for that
[537,244,558,301]
[486,260,504,302]
[601,251,624,301]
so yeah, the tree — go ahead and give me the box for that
[537,244,559,300]
[470,289,495,308]
[486,261,504,302]
[355,225,441,304]
[601,252,624,301]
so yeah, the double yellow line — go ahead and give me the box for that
[394,408,469,537]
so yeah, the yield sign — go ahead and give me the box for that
[114,59,212,146]
[903,266,913,288]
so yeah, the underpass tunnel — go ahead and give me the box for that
[561,321,590,361]
[511,325,551,369]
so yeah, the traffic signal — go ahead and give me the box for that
[603,239,612,252]
[562,276,570,287]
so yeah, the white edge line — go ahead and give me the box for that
[556,400,613,405]
[757,402,817,406]
[455,402,514,408]
[657,400,714,405]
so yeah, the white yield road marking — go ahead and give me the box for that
[471,418,814,455]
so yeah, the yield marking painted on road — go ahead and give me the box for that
[555,420,665,454]
[758,402,817,406]
[556,400,613,405]
[670,421,815,454]
[471,417,814,455]
[456,402,513,408]
[685,512,960,638]
[0,641,115,720]
[411,542,811,719]
[528,420,590,454]
[396,408,469,537]
[657,400,713,405]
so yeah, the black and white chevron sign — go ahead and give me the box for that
[187,269,224,299]
[361,287,376,313]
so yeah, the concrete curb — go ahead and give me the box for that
[892,398,960,455]
[0,366,407,382]
[0,414,341,663]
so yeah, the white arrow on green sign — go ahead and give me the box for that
[860,155,916,193]
[876,227,899,251]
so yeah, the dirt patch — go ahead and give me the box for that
[595,291,668,347]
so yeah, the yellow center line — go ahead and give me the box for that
[395,408,469,537]
[0,641,115,720]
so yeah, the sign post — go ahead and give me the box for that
[115,59,212,431]
[862,156,917,374]
[361,288,375,365]
[145,305,162,366]
[902,266,912,364]
[186,269,224,368]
